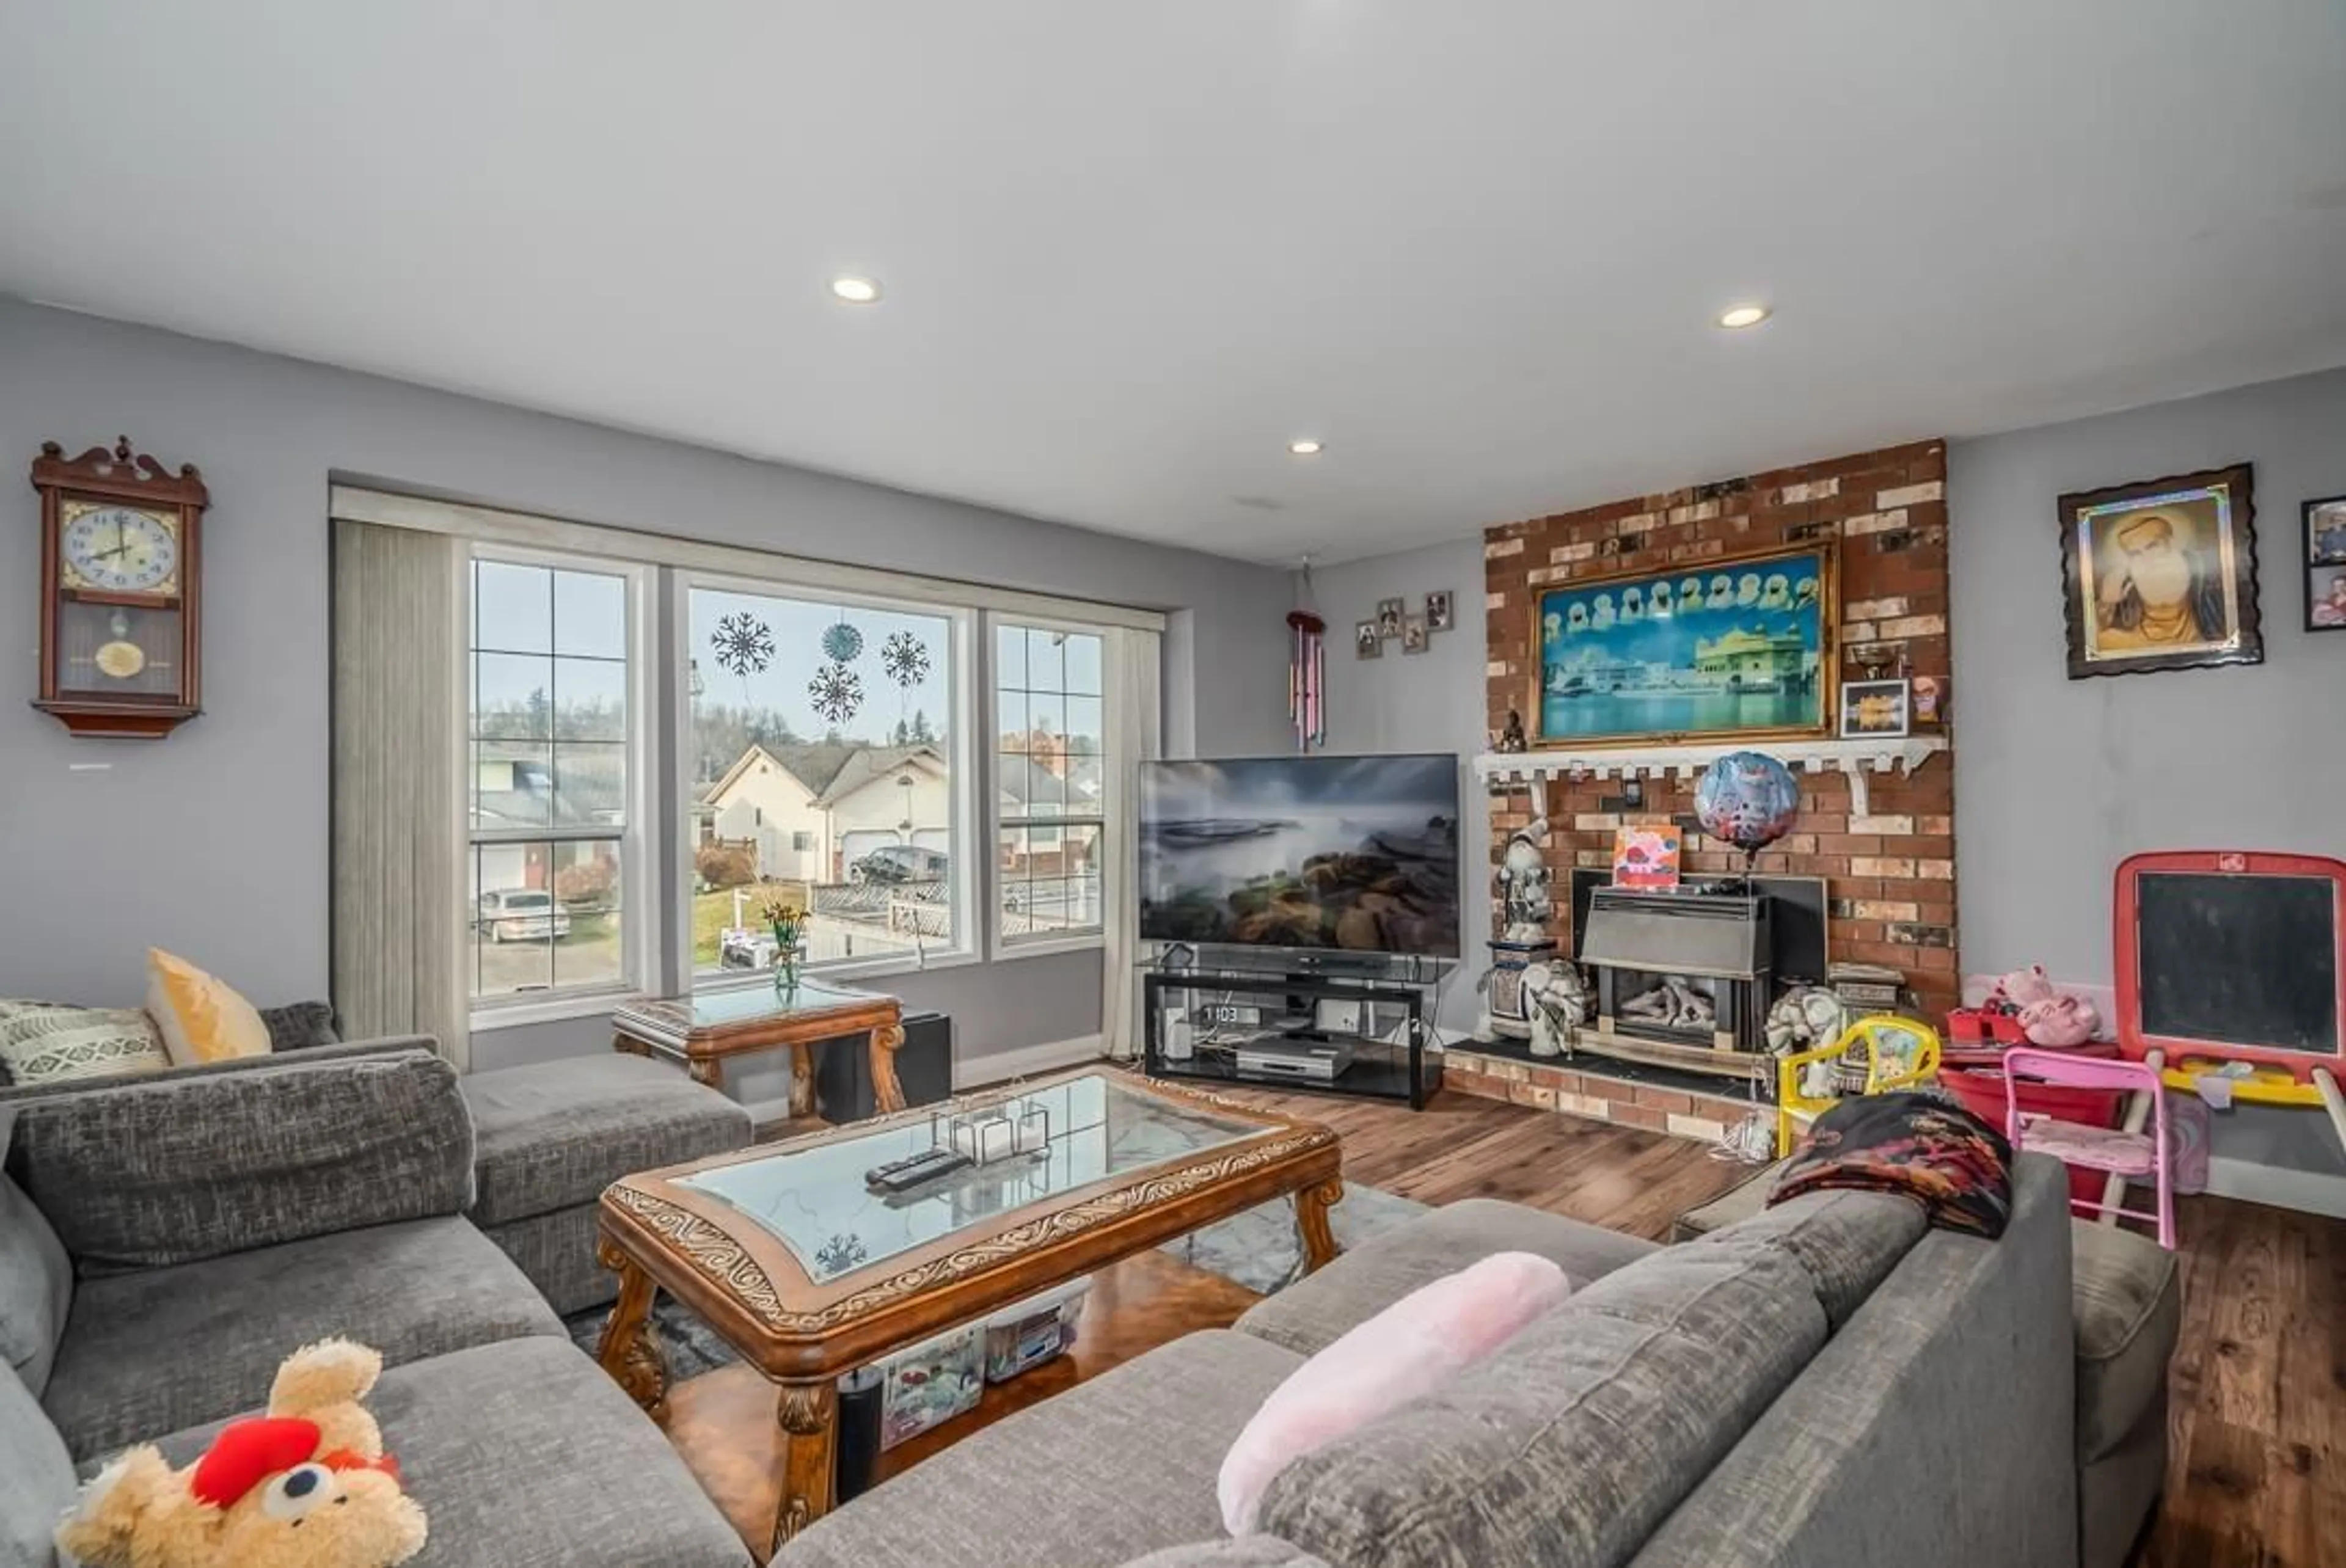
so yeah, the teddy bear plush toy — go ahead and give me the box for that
[57,1338,427,1568]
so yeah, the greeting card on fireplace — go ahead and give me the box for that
[1612,823,1683,890]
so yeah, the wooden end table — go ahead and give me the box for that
[593,1069,1342,1556]
[612,980,905,1122]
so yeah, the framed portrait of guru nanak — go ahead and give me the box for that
[2057,462,2262,680]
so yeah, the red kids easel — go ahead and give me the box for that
[2113,850,2346,1161]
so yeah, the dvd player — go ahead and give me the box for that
[1234,1038,1354,1082]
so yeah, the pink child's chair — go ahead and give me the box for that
[2000,1047,2175,1250]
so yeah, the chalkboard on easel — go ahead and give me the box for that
[2135,872,2339,1056]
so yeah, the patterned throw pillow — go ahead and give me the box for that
[0,1000,171,1086]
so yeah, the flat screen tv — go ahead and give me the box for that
[1138,754,1461,957]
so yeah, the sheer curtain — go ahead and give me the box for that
[1101,625,1163,1060]
[330,519,469,1070]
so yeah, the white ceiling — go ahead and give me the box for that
[5,3,2344,565]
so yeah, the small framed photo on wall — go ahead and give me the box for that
[1839,678,1912,739]
[1355,619,1383,658]
[1400,613,1430,654]
[2306,494,2346,632]
[1425,589,1455,632]
[1376,597,1404,638]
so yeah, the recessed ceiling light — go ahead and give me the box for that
[830,275,882,304]
[1717,304,1771,329]
[1288,439,1324,456]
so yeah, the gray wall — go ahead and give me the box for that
[1307,538,1489,1038]
[1951,367,2346,1201]
[0,297,1294,1070]
[1949,365,2346,983]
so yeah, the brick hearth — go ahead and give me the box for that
[1441,1044,1763,1143]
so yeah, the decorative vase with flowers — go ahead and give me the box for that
[761,895,811,994]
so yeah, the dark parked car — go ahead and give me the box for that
[850,845,949,884]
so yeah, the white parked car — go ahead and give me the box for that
[478,889,573,943]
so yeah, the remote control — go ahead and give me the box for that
[864,1147,971,1192]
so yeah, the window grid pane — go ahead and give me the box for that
[470,556,631,1004]
[995,624,1108,944]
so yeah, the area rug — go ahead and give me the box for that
[562,1183,1428,1380]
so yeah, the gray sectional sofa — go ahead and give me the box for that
[1,1043,755,1568]
[777,1158,2084,1568]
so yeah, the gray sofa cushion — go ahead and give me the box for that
[42,1215,561,1463]
[0,1113,71,1399]
[1,1359,73,1568]
[1235,1197,1658,1357]
[8,1050,473,1274]
[1257,1239,1829,1568]
[141,1337,748,1568]
[1691,1187,1927,1329]
[478,1204,618,1318]
[775,1330,1304,1568]
[2072,1219,2180,1464]
[257,1000,340,1051]
[462,1055,750,1227]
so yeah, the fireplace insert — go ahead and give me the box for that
[1579,886,1773,1077]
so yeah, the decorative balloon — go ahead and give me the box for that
[1694,751,1802,880]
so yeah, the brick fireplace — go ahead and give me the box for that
[1482,438,1959,1023]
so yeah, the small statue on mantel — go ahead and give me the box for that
[1494,708,1529,753]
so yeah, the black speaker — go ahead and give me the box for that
[813,1009,953,1122]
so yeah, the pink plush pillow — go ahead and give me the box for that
[1218,1251,1571,1534]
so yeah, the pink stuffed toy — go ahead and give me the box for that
[1989,965,2100,1046]
[2019,994,2100,1048]
[1991,965,2059,1010]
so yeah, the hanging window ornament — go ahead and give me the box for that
[880,630,930,688]
[809,661,864,724]
[711,611,775,703]
[820,620,866,665]
[711,613,775,677]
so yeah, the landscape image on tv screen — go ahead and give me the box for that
[1139,754,1460,957]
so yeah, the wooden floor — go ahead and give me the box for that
[1225,1084,2346,1568]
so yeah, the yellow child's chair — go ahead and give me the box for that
[1775,1014,1943,1158]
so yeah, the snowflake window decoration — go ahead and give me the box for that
[809,662,864,723]
[881,630,931,688]
[820,621,865,665]
[710,613,774,677]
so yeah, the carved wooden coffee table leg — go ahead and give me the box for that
[594,1238,669,1421]
[869,1018,907,1114]
[1294,1176,1345,1275]
[771,1378,839,1554]
[613,1030,651,1057]
[687,1052,723,1090]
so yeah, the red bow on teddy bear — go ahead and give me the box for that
[191,1415,404,1509]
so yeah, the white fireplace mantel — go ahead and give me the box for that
[1472,735,1948,815]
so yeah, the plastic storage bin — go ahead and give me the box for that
[983,1276,1094,1384]
[877,1322,985,1450]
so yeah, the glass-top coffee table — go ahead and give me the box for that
[594,1068,1342,1553]
[613,979,904,1121]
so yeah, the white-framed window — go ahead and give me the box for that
[684,573,974,981]
[992,618,1106,950]
[465,550,651,1012]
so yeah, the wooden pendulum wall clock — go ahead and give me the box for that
[29,437,208,738]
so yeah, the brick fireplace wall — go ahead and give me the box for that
[1483,439,1959,1019]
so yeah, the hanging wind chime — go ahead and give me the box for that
[1288,558,1326,751]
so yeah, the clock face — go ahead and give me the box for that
[62,503,180,596]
